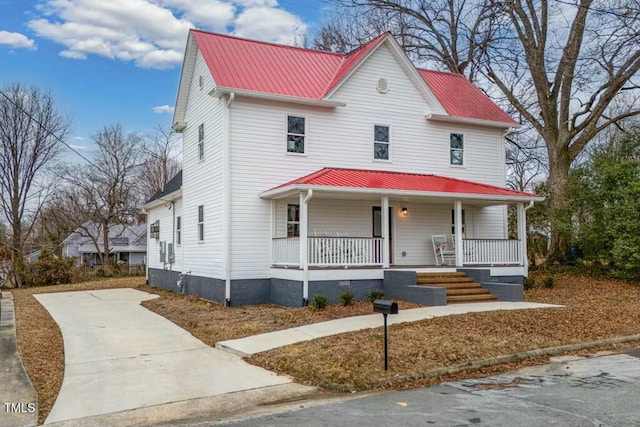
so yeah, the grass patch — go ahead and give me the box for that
[247,272,640,391]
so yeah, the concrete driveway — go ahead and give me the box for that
[35,289,291,424]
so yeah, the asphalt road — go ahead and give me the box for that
[208,349,640,427]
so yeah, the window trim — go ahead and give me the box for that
[286,204,300,237]
[197,205,204,242]
[451,209,466,236]
[373,123,391,161]
[176,216,181,246]
[198,123,205,161]
[450,133,464,166]
[286,114,307,156]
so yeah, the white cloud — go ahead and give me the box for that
[69,144,87,151]
[0,31,36,49]
[234,6,307,45]
[152,104,175,114]
[27,0,309,69]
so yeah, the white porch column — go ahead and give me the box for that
[299,190,313,303]
[270,199,276,265]
[517,202,528,276]
[382,196,389,268]
[454,200,463,267]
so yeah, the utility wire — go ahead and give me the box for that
[0,89,99,168]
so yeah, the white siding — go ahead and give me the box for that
[180,50,225,278]
[146,199,182,272]
[228,43,507,278]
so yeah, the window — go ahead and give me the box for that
[198,123,205,161]
[374,125,389,160]
[176,216,181,245]
[287,204,300,237]
[197,205,204,241]
[451,209,466,236]
[450,133,464,165]
[287,116,305,154]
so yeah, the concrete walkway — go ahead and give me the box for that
[216,301,562,357]
[0,292,37,427]
[35,289,291,424]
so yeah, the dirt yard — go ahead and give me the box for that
[11,272,640,424]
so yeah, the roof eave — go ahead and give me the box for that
[142,188,183,210]
[426,113,521,129]
[173,31,197,130]
[212,86,346,108]
[260,184,544,203]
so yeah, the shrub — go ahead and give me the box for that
[522,277,535,290]
[16,249,75,287]
[368,290,385,302]
[310,294,328,309]
[543,276,555,288]
[339,290,355,306]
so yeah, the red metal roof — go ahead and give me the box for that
[269,168,539,199]
[191,30,516,125]
[418,69,517,125]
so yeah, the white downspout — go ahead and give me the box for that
[223,92,234,306]
[300,189,313,305]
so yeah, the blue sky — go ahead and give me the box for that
[0,0,327,157]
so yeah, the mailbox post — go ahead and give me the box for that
[373,299,399,371]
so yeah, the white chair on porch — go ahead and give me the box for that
[432,234,456,266]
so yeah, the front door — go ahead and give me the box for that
[372,206,393,264]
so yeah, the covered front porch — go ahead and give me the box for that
[261,168,542,303]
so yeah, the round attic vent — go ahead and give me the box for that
[376,78,389,93]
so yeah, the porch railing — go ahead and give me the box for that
[309,237,383,266]
[272,236,383,267]
[272,237,300,266]
[462,239,521,265]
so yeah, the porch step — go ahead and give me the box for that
[417,276,474,285]
[447,294,498,303]
[416,272,497,303]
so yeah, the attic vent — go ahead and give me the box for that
[376,78,389,94]
[198,75,204,90]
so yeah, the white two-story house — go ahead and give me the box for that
[143,30,542,307]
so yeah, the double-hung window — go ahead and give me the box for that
[287,116,305,154]
[287,204,300,237]
[176,216,181,245]
[374,125,390,160]
[450,133,464,165]
[197,205,204,242]
[198,123,205,161]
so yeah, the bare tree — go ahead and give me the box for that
[139,124,181,200]
[482,0,640,261]
[0,83,71,286]
[61,124,144,265]
[322,0,501,81]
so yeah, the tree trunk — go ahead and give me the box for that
[102,221,110,266]
[546,146,573,263]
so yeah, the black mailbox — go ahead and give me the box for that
[373,299,398,315]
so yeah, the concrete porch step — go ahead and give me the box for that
[425,282,483,290]
[416,272,466,278]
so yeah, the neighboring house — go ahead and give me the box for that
[62,222,147,266]
[143,30,542,307]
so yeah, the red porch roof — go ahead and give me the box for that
[263,168,541,201]
[191,30,516,125]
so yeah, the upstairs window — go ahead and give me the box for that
[450,133,464,165]
[176,216,181,245]
[287,204,300,237]
[198,123,205,161]
[374,125,390,160]
[197,205,204,241]
[287,115,306,154]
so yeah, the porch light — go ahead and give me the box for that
[401,207,408,216]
